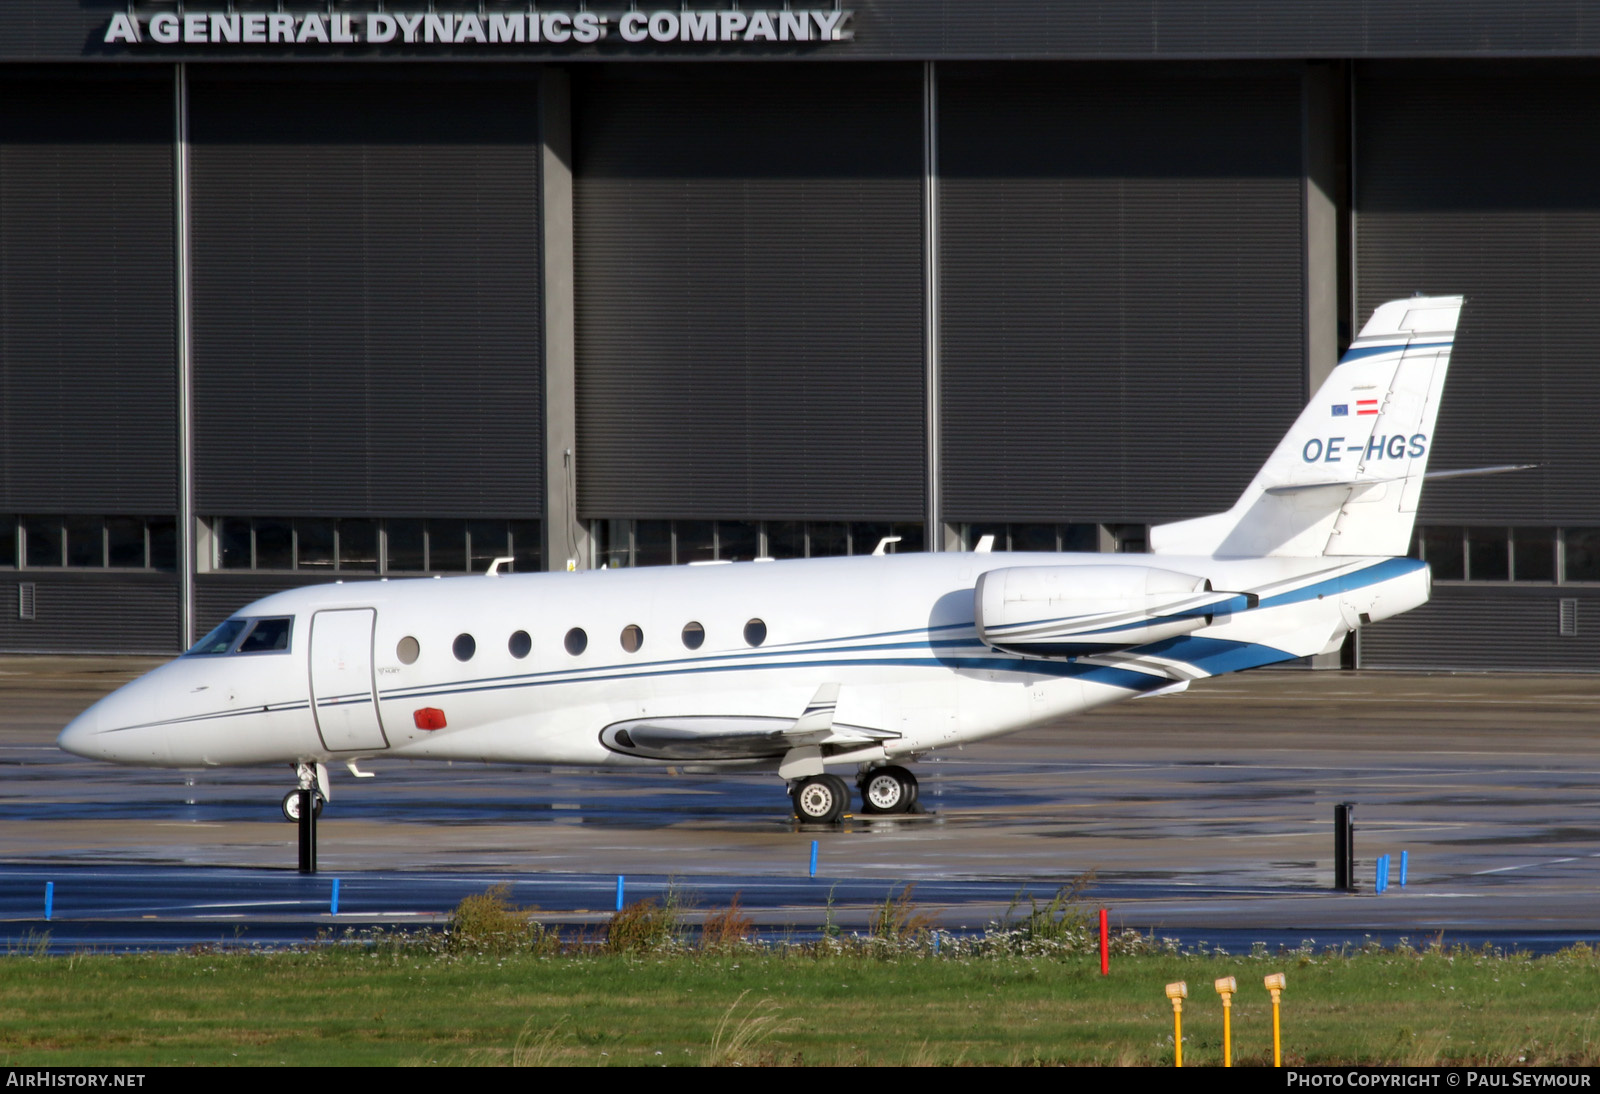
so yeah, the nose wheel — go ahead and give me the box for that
[791,773,852,824]
[858,765,918,815]
[281,788,325,823]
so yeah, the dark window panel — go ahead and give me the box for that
[255,518,293,570]
[149,519,177,572]
[106,518,146,569]
[1512,527,1555,582]
[676,520,715,564]
[217,517,252,570]
[634,520,672,567]
[595,519,632,569]
[429,521,466,573]
[1063,524,1101,552]
[717,521,760,562]
[1011,524,1060,553]
[296,519,336,570]
[808,522,848,557]
[892,523,925,553]
[764,521,805,560]
[1466,527,1509,582]
[510,520,542,574]
[23,517,61,568]
[64,516,103,568]
[386,519,425,572]
[0,515,14,568]
[467,520,508,573]
[339,519,378,572]
[1564,528,1600,583]
[1423,526,1466,581]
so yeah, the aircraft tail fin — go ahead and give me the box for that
[1150,296,1463,558]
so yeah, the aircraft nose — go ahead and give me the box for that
[57,677,168,765]
[56,706,100,759]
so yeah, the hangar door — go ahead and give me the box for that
[1353,61,1600,671]
[938,63,1308,527]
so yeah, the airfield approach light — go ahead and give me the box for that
[1165,981,1188,1067]
[1264,972,1287,1066]
[1214,976,1237,1067]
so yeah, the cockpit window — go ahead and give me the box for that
[238,617,292,654]
[184,616,294,656]
[186,618,248,656]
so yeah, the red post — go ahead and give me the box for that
[1099,907,1109,975]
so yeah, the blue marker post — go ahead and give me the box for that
[1399,850,1409,888]
[809,840,818,878]
[616,875,625,911]
[1376,854,1390,894]
[330,878,340,916]
[44,881,53,921]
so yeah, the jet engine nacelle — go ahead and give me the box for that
[974,564,1256,658]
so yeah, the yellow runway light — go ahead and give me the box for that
[1165,980,1188,1067]
[1265,972,1287,1066]
[1214,975,1237,1066]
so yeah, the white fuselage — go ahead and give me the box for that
[57,549,1429,773]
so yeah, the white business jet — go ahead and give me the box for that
[60,297,1462,824]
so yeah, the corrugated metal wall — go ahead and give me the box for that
[938,64,1308,525]
[1356,61,1600,670]
[573,64,925,521]
[0,73,176,514]
[188,68,544,520]
[1357,61,1600,526]
[0,573,178,654]
[1362,586,1600,671]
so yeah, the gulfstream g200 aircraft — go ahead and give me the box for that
[60,297,1463,823]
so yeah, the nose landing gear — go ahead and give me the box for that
[284,762,329,874]
[280,788,325,823]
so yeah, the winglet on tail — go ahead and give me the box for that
[1150,296,1463,559]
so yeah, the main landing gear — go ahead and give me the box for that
[858,764,918,815]
[789,765,921,824]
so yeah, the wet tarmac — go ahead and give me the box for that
[5,656,1600,951]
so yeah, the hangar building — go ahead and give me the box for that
[1,1,1597,671]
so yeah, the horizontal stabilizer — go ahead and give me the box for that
[1424,463,1536,482]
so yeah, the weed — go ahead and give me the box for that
[447,884,558,956]
[867,884,936,948]
[700,892,755,952]
[604,888,688,954]
[706,990,794,1066]
[512,1015,570,1067]
[8,931,51,958]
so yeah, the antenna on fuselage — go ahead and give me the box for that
[485,556,515,576]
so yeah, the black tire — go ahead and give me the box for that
[858,765,917,815]
[281,789,325,823]
[792,775,847,824]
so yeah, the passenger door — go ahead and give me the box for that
[308,608,390,752]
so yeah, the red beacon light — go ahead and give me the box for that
[413,707,447,731]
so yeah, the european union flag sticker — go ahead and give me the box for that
[1331,404,1349,417]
